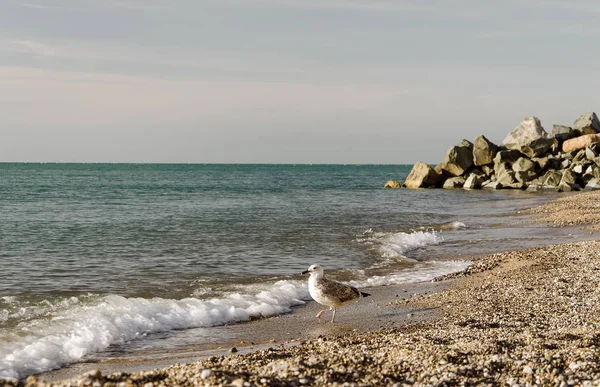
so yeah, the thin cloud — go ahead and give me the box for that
[12,40,55,56]
[21,1,172,11]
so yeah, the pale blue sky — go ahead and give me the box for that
[1,0,599,163]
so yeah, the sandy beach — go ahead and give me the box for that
[9,191,600,386]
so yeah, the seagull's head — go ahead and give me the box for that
[302,264,324,277]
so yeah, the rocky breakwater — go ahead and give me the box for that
[385,112,600,192]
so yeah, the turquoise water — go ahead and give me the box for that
[0,163,585,379]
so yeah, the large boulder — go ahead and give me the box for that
[472,135,498,166]
[503,116,554,158]
[403,162,441,189]
[572,112,600,135]
[463,172,486,189]
[440,144,473,176]
[584,178,600,191]
[541,170,562,187]
[384,179,402,189]
[495,162,516,186]
[562,133,600,153]
[443,176,466,189]
[552,125,577,143]
[512,157,537,183]
[493,149,523,165]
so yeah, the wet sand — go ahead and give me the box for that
[12,191,600,386]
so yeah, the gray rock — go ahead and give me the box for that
[560,169,577,186]
[512,157,537,183]
[472,135,498,166]
[482,181,503,189]
[552,125,577,142]
[493,149,523,165]
[503,116,554,158]
[573,149,587,163]
[403,162,441,188]
[495,163,516,186]
[584,178,600,191]
[541,170,563,187]
[586,145,599,160]
[572,164,584,175]
[481,165,494,177]
[526,184,559,192]
[440,144,473,177]
[463,173,486,189]
[558,182,573,192]
[443,176,466,189]
[572,112,600,135]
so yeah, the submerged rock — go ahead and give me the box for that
[384,179,402,189]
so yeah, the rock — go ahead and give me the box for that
[200,369,213,380]
[526,184,559,192]
[494,149,523,165]
[384,179,402,189]
[441,144,474,176]
[532,156,549,170]
[495,163,516,186]
[463,172,486,189]
[403,162,441,189]
[586,144,600,160]
[231,378,246,387]
[482,181,503,189]
[572,164,584,174]
[229,347,238,353]
[512,157,537,183]
[443,176,466,189]
[584,178,600,191]
[572,112,600,135]
[552,125,577,142]
[562,133,600,153]
[506,182,525,189]
[573,149,587,163]
[560,169,577,186]
[503,116,554,158]
[481,165,494,177]
[558,182,573,192]
[541,170,563,187]
[458,139,474,149]
[473,135,498,166]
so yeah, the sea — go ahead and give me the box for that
[0,163,588,380]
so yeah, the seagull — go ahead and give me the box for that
[302,264,371,323]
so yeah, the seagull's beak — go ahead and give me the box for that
[301,270,309,275]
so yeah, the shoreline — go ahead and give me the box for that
[11,191,600,386]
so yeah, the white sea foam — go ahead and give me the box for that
[0,281,309,381]
[358,229,444,259]
[348,260,471,288]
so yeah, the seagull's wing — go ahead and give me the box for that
[320,278,361,304]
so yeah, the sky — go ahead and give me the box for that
[1,0,600,164]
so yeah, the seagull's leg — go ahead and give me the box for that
[330,307,336,323]
[316,309,326,321]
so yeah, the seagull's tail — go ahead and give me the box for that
[360,291,371,298]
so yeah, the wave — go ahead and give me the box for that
[0,281,308,381]
[358,229,444,260]
[0,224,468,380]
